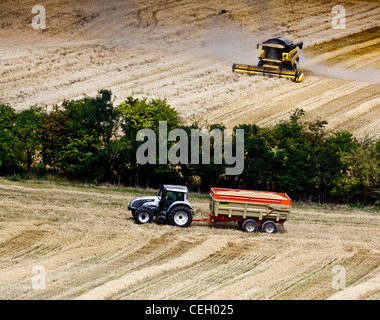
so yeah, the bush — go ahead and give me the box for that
[1,95,379,205]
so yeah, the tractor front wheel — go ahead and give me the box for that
[134,207,154,225]
[168,206,193,228]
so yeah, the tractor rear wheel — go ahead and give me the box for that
[134,207,154,225]
[168,206,193,228]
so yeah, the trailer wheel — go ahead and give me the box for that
[242,219,258,233]
[134,207,154,225]
[168,206,193,228]
[262,221,277,234]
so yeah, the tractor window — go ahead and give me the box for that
[162,191,184,210]
[176,192,184,201]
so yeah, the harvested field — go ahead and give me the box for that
[1,0,380,300]
[0,178,379,300]
[0,0,379,137]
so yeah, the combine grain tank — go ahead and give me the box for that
[208,187,292,233]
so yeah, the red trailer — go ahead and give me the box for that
[194,187,292,233]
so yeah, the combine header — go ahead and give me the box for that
[233,36,304,82]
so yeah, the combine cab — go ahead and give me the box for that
[233,36,304,82]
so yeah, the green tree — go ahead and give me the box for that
[319,130,359,202]
[60,134,98,180]
[63,89,118,147]
[117,97,179,138]
[116,97,180,187]
[0,104,18,173]
[329,130,359,154]
[268,112,313,196]
[237,124,283,191]
[13,107,43,171]
[189,123,227,192]
[332,138,379,204]
[39,105,69,171]
[39,90,119,181]
[59,90,119,181]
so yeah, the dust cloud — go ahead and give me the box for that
[199,28,272,64]
[198,0,275,64]
[301,52,380,84]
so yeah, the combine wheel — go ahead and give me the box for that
[168,206,193,228]
[262,220,277,234]
[134,207,154,225]
[242,219,258,233]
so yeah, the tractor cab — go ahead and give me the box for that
[129,184,193,228]
[158,184,187,211]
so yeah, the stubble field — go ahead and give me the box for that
[0,179,379,300]
[0,0,379,137]
[0,0,380,300]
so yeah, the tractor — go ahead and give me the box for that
[128,184,193,227]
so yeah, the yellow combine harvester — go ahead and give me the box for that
[232,36,304,82]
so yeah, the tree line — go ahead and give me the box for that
[0,90,379,205]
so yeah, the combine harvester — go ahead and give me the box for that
[232,36,304,82]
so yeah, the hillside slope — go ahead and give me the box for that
[0,179,379,300]
[0,0,379,137]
